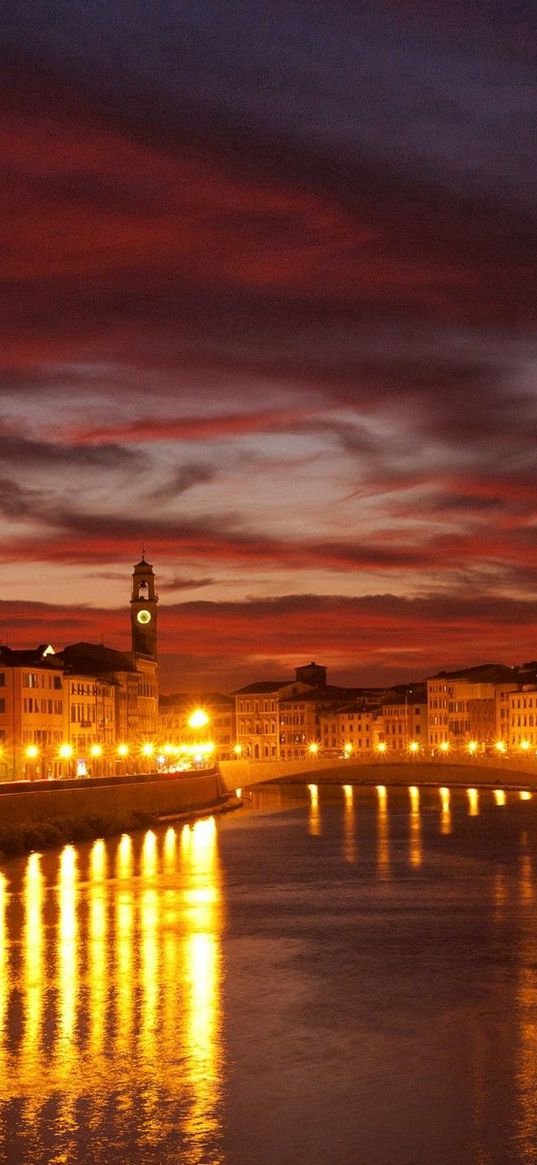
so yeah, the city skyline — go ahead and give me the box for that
[1,2,536,691]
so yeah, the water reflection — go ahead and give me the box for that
[0,872,8,1084]
[439,786,451,835]
[180,817,224,1164]
[494,789,507,808]
[343,785,357,863]
[376,785,390,878]
[115,835,135,1062]
[467,787,480,817]
[2,787,537,1164]
[89,839,108,1059]
[307,783,321,836]
[0,816,225,1163]
[22,853,44,1101]
[408,786,422,868]
[516,840,537,1161]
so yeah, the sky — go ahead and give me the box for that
[1,1,536,692]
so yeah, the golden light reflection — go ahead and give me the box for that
[343,785,357,863]
[494,789,507,808]
[22,853,44,1093]
[516,846,537,1144]
[520,791,532,801]
[439,787,451,835]
[0,873,9,1081]
[139,830,160,1142]
[115,834,135,1060]
[55,845,79,1135]
[376,785,390,878]
[140,832,159,1053]
[180,817,224,1161]
[519,853,533,906]
[467,788,479,817]
[89,840,108,1059]
[307,783,321,836]
[163,825,177,874]
[408,786,422,868]
[493,867,508,919]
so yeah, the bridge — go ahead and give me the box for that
[219,752,537,792]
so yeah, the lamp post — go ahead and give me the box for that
[117,742,129,775]
[141,741,155,772]
[187,708,213,769]
[58,742,73,779]
[90,743,103,776]
[25,743,40,781]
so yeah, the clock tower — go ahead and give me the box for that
[130,555,158,658]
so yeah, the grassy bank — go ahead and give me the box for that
[0,794,238,858]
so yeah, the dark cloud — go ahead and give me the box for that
[0,6,535,688]
[0,433,139,471]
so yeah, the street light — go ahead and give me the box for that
[188,708,213,768]
[58,742,73,779]
[188,708,209,730]
[90,743,103,776]
[25,743,40,781]
[141,741,154,757]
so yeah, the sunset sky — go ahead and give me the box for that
[1,1,536,691]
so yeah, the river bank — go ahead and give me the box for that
[0,767,241,857]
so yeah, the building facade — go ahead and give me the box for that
[0,559,160,780]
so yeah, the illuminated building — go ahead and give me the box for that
[381,689,427,752]
[159,693,236,760]
[0,644,64,779]
[0,560,159,779]
[508,688,537,750]
[318,702,381,756]
[234,680,289,760]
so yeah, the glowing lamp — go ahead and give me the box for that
[189,708,209,729]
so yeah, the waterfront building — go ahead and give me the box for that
[0,645,65,780]
[507,687,537,750]
[159,692,236,760]
[380,691,427,752]
[319,701,382,755]
[0,559,160,779]
[280,688,345,759]
[234,680,295,760]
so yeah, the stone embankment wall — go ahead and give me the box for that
[0,769,225,827]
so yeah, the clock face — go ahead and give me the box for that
[137,609,152,625]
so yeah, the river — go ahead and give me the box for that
[0,781,536,1164]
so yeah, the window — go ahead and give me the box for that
[0,699,4,714]
[0,674,4,687]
